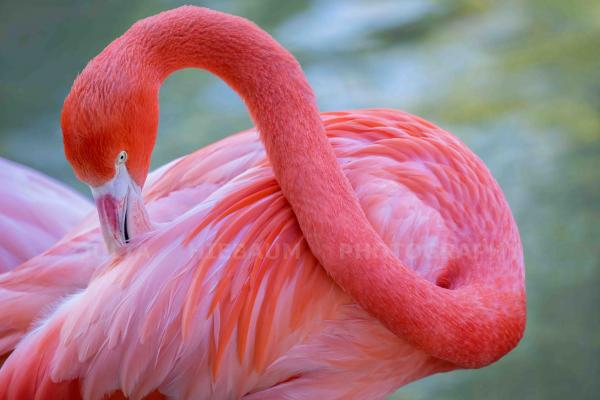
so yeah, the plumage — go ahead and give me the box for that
[0,6,525,400]
[0,157,92,272]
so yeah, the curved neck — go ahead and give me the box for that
[119,7,333,214]
[117,7,359,266]
[97,6,524,368]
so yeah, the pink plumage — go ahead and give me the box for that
[0,157,92,272]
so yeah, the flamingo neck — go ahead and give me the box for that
[116,6,363,269]
[95,6,524,368]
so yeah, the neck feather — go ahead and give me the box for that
[89,6,525,368]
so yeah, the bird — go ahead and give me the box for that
[0,157,92,272]
[0,6,526,400]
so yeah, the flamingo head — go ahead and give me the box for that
[61,66,157,252]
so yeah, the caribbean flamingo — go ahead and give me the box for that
[0,157,91,272]
[0,6,526,400]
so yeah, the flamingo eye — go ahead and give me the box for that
[116,150,128,165]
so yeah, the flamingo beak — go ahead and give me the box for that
[91,165,150,253]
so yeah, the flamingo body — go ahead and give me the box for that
[0,158,92,272]
[0,110,522,399]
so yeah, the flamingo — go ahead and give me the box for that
[0,157,92,272]
[0,6,526,400]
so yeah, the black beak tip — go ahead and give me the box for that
[123,209,130,243]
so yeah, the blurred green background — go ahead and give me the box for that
[1,0,598,398]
